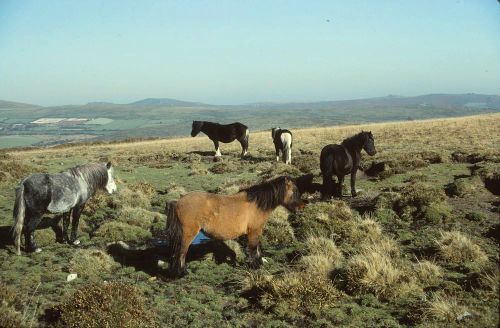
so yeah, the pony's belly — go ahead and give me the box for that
[202,222,247,241]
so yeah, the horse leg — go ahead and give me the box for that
[239,135,249,158]
[53,214,65,243]
[337,175,345,197]
[321,174,334,200]
[350,169,358,197]
[212,140,221,157]
[172,227,199,278]
[247,229,263,268]
[62,210,71,243]
[24,212,42,253]
[69,205,84,245]
[274,144,280,162]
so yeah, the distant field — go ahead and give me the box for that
[0,93,498,148]
[0,135,44,148]
[0,114,498,327]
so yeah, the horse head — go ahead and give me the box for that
[362,131,377,156]
[271,127,280,140]
[105,162,117,194]
[282,176,305,213]
[191,121,204,137]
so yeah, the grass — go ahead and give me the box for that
[0,113,499,327]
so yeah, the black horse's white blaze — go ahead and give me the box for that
[13,162,117,255]
[191,121,249,158]
[272,128,293,164]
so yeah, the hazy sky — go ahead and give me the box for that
[0,1,499,106]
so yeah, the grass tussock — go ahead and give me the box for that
[243,270,342,313]
[436,231,488,267]
[0,283,31,328]
[68,249,119,278]
[94,221,152,244]
[413,260,444,287]
[395,181,452,224]
[289,200,356,241]
[116,206,162,229]
[299,236,343,277]
[109,187,151,209]
[446,178,476,197]
[49,281,159,328]
[0,159,35,185]
[424,294,468,323]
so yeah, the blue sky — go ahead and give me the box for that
[0,0,499,106]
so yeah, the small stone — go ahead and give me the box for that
[66,273,78,282]
[457,311,473,322]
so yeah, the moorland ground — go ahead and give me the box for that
[0,113,498,327]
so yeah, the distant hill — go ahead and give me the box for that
[245,93,500,110]
[1,93,499,148]
[129,98,208,107]
[0,100,41,109]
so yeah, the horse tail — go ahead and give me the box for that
[165,200,183,270]
[13,182,26,255]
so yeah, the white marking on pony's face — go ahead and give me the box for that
[105,167,117,194]
[215,148,222,157]
[243,150,248,156]
[276,156,280,162]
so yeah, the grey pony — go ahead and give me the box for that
[13,162,117,255]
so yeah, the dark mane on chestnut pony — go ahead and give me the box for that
[241,176,289,211]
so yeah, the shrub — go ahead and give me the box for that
[436,231,488,268]
[94,221,152,243]
[49,281,159,328]
[68,249,119,278]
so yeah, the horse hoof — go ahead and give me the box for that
[72,239,81,246]
[34,248,42,253]
[261,257,269,264]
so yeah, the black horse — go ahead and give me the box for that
[13,162,117,254]
[320,131,376,199]
[191,121,249,158]
[272,128,293,164]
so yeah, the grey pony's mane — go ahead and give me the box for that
[66,163,108,194]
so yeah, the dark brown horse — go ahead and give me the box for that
[191,121,249,158]
[165,176,304,277]
[320,131,376,199]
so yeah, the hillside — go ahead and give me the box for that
[0,114,498,327]
[0,99,41,109]
[0,93,499,148]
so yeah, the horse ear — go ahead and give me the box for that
[106,162,112,169]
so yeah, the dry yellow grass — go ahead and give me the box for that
[8,114,499,163]
[436,231,489,266]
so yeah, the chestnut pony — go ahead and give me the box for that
[165,176,304,277]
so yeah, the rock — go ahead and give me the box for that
[66,273,78,282]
